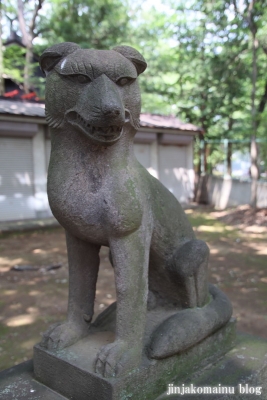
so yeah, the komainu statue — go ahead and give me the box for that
[39,42,232,379]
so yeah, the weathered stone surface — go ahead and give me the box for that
[37,42,233,380]
[0,360,66,400]
[34,319,236,400]
[2,330,267,400]
[156,333,267,399]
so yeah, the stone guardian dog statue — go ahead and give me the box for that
[39,42,232,379]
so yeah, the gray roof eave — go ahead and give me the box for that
[0,100,202,134]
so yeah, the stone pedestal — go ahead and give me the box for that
[2,327,267,400]
[156,332,267,399]
[33,319,236,400]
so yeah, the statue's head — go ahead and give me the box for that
[40,42,147,145]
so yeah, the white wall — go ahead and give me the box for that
[134,139,195,203]
[208,175,267,209]
[158,144,194,203]
[0,125,196,221]
[32,126,52,218]
[0,124,52,221]
[134,141,159,179]
[0,137,36,221]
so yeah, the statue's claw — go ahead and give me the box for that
[94,340,140,378]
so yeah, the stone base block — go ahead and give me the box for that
[33,319,236,400]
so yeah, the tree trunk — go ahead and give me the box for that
[197,133,204,176]
[195,133,209,204]
[250,34,259,208]
[24,46,33,94]
[248,1,259,208]
[250,135,259,208]
[17,0,43,94]
[204,142,210,174]
[227,141,232,176]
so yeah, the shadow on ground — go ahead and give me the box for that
[0,207,266,371]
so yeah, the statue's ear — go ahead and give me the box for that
[39,42,80,75]
[112,45,147,75]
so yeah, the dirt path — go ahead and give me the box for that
[0,207,266,371]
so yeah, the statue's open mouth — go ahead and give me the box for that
[66,111,123,144]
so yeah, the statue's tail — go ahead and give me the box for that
[148,284,233,359]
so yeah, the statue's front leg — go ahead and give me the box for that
[41,231,100,350]
[95,227,150,378]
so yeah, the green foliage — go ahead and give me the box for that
[2,0,267,173]
[2,0,131,95]
[3,45,46,96]
[126,0,267,173]
[134,2,246,132]
[40,0,130,49]
[3,45,25,83]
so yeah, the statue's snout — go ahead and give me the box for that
[75,74,125,128]
[98,75,125,126]
[65,74,126,144]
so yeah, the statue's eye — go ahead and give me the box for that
[69,74,91,84]
[116,77,135,86]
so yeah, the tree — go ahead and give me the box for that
[17,0,45,93]
[229,0,267,207]
[41,0,130,50]
[2,0,267,192]
[131,1,251,133]
[130,1,249,181]
[0,0,46,93]
[1,0,130,93]
[3,44,25,83]
[130,1,267,187]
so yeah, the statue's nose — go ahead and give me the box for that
[103,106,121,117]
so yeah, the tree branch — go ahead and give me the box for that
[29,0,44,36]
[33,26,50,39]
[17,0,31,47]
[247,0,258,35]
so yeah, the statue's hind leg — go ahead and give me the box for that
[170,239,210,308]
[148,239,232,359]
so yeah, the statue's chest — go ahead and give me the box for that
[47,159,143,241]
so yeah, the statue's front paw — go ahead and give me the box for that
[94,340,141,378]
[40,321,89,350]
